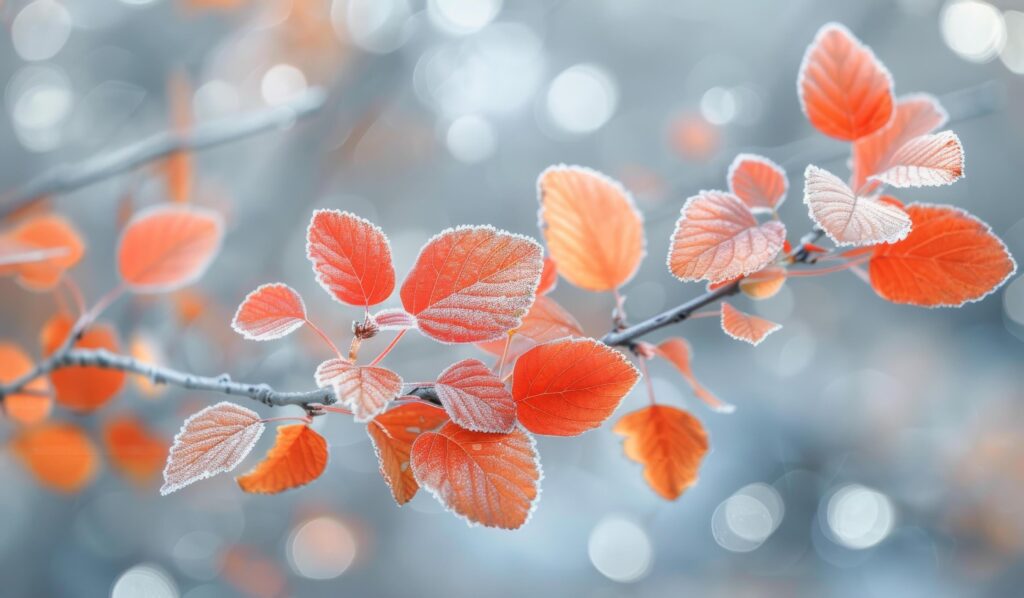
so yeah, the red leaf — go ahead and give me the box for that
[306,210,395,307]
[727,153,788,213]
[476,295,584,369]
[868,131,964,188]
[869,204,1017,306]
[231,283,307,341]
[798,23,894,141]
[367,403,449,505]
[803,165,911,246]
[237,424,328,494]
[720,302,781,346]
[315,359,402,422]
[434,359,515,433]
[648,338,733,413]
[852,94,947,191]
[668,191,786,283]
[537,165,645,291]
[614,405,708,500]
[410,422,540,529]
[118,205,224,293]
[400,226,543,343]
[161,402,265,495]
[512,337,639,436]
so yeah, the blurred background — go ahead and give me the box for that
[1,0,1024,596]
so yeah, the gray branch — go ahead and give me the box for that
[0,88,327,217]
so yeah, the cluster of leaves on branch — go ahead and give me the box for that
[0,22,1016,531]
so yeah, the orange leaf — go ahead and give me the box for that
[613,405,708,500]
[118,205,223,293]
[12,422,98,493]
[5,214,85,291]
[306,210,395,307]
[103,414,168,485]
[161,401,265,495]
[536,256,558,295]
[0,341,52,425]
[668,191,786,283]
[852,94,948,191]
[476,295,583,369]
[435,359,515,433]
[400,226,543,343]
[512,337,639,436]
[869,204,1017,306]
[314,359,402,422]
[537,165,645,291]
[237,424,328,494]
[720,302,781,346]
[868,131,964,188]
[803,165,910,246]
[739,266,787,300]
[798,23,893,141]
[41,314,126,412]
[367,403,449,505]
[410,422,540,529]
[648,338,733,413]
[231,283,307,341]
[727,153,787,213]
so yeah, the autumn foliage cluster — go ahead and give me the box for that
[0,23,1016,530]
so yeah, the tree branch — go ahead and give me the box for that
[0,88,327,217]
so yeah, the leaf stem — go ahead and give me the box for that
[369,329,406,367]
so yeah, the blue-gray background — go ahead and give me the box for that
[2,0,1024,596]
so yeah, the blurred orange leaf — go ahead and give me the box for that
[103,414,168,485]
[118,205,223,293]
[41,314,125,412]
[3,214,84,291]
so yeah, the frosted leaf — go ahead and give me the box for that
[803,165,911,246]
[400,226,543,343]
[306,209,395,307]
[852,93,948,191]
[161,402,264,495]
[869,131,964,188]
[727,153,788,213]
[720,302,781,346]
[315,359,402,422]
[410,422,541,529]
[371,308,418,331]
[434,359,516,433]
[231,283,306,341]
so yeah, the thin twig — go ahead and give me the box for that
[0,88,328,217]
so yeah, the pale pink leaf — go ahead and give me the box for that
[668,191,786,283]
[434,359,516,433]
[371,308,418,331]
[315,359,403,422]
[727,154,788,213]
[803,165,911,246]
[720,302,781,346]
[231,283,306,341]
[869,131,965,188]
[161,401,264,495]
[852,93,948,191]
